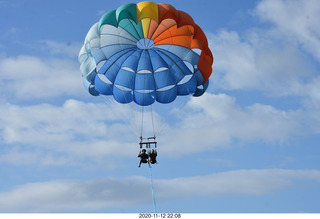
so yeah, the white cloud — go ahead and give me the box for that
[208,0,320,104]
[0,99,138,166]
[210,30,257,90]
[0,93,314,164]
[255,0,320,61]
[0,169,319,212]
[160,93,304,156]
[0,55,83,99]
[40,40,82,58]
[209,30,317,97]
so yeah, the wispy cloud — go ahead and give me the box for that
[40,40,82,58]
[0,169,319,212]
[1,92,317,165]
[0,55,83,100]
[209,30,318,98]
[254,0,320,61]
[160,93,308,156]
[208,0,320,106]
[0,99,137,167]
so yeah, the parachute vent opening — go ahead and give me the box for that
[157,85,175,92]
[197,84,204,90]
[137,69,152,74]
[155,67,168,72]
[177,75,193,85]
[121,66,135,72]
[192,48,202,56]
[136,89,154,93]
[114,84,132,92]
[96,60,106,72]
[97,74,112,84]
[183,61,194,73]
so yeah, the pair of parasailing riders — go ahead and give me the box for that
[138,137,158,167]
[138,149,158,168]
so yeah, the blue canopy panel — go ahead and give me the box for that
[120,49,142,72]
[134,72,155,90]
[137,50,153,73]
[94,74,113,95]
[114,67,135,91]
[193,80,209,97]
[134,90,156,106]
[193,67,204,87]
[94,48,135,96]
[155,45,200,67]
[177,74,197,95]
[147,49,169,71]
[156,86,177,103]
[155,44,203,87]
[82,76,99,96]
[98,49,135,83]
[98,48,133,74]
[155,49,196,95]
[153,68,174,90]
[110,50,142,104]
[113,85,133,103]
[154,50,184,84]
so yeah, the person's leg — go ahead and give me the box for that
[138,160,142,167]
[147,159,151,168]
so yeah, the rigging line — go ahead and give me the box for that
[155,97,189,138]
[140,105,144,138]
[149,167,157,213]
[94,73,139,138]
[146,49,158,137]
[97,92,140,139]
[120,49,144,139]
[152,48,195,138]
[150,104,156,137]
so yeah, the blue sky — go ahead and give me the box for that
[0,0,320,213]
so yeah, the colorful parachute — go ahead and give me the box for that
[79,1,213,106]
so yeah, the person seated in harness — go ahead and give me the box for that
[149,149,158,164]
[138,149,151,168]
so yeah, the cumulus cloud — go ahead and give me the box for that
[160,93,305,156]
[0,169,319,212]
[209,30,318,98]
[40,40,82,58]
[1,92,315,164]
[208,0,320,104]
[0,99,138,166]
[254,0,320,61]
[0,55,83,100]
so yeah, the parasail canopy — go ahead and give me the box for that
[79,1,213,106]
